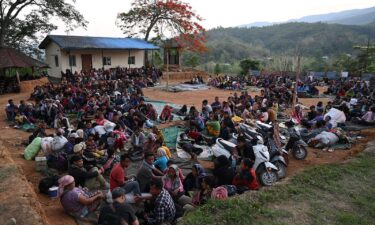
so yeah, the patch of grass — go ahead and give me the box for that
[0,165,18,193]
[181,144,375,225]
[0,165,18,180]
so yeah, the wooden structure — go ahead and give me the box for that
[163,39,183,71]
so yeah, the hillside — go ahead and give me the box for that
[242,6,375,27]
[199,22,373,64]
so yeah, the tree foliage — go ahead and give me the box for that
[117,0,206,52]
[200,23,373,64]
[0,0,87,55]
[183,53,200,68]
[239,58,260,75]
[354,44,375,73]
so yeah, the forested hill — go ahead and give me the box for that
[202,22,374,63]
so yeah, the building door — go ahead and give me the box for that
[81,54,92,71]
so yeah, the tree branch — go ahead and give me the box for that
[5,0,29,20]
[10,0,35,20]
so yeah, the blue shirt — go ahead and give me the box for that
[153,156,168,171]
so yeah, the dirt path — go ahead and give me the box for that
[0,78,370,225]
[0,87,76,225]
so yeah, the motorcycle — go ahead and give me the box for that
[212,138,236,159]
[283,120,308,160]
[253,121,288,179]
[227,131,279,186]
[251,140,279,186]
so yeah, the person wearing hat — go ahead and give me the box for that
[68,155,108,190]
[58,175,103,219]
[98,187,139,225]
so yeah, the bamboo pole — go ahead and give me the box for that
[292,55,301,107]
[166,48,169,91]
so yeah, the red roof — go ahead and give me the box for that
[0,47,48,69]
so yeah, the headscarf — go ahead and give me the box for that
[193,164,206,178]
[157,148,167,158]
[163,164,182,192]
[148,133,156,142]
[58,175,74,197]
[76,129,84,139]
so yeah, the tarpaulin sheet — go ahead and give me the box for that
[168,83,210,92]
[144,98,182,121]
[161,126,185,149]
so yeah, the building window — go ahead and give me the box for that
[128,56,135,65]
[103,56,111,66]
[54,55,59,67]
[69,55,76,67]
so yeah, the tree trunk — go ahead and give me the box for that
[0,27,5,47]
[0,21,8,47]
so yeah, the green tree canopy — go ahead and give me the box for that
[239,58,260,75]
[0,0,87,55]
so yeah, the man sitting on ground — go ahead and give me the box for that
[136,153,163,192]
[68,155,108,190]
[98,187,139,225]
[110,154,141,195]
[143,179,176,225]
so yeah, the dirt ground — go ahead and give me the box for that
[0,78,372,225]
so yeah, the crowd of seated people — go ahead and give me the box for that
[6,68,375,224]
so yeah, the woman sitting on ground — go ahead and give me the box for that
[58,175,103,219]
[183,164,206,194]
[352,106,375,125]
[192,175,215,206]
[172,104,187,116]
[232,158,260,192]
[159,105,173,122]
[153,148,169,171]
[163,164,193,208]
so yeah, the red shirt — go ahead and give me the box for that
[110,163,125,191]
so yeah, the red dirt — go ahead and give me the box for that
[0,78,372,225]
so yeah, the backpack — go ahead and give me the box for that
[38,175,60,195]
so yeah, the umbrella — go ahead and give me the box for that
[0,47,48,69]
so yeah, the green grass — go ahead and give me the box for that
[0,165,18,193]
[182,144,375,225]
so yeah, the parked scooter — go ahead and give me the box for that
[212,138,235,159]
[243,122,288,179]
[283,120,308,160]
[225,131,279,186]
[251,138,279,186]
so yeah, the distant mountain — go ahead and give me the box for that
[238,21,275,28]
[199,22,374,64]
[241,6,375,27]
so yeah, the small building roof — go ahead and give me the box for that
[0,47,48,69]
[39,35,159,50]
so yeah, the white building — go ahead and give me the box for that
[39,35,159,78]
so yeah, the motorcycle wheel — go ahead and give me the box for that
[258,167,278,186]
[293,145,308,160]
[274,161,287,179]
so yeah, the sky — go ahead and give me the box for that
[51,0,375,37]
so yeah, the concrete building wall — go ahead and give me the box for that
[44,42,62,78]
[44,44,146,77]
